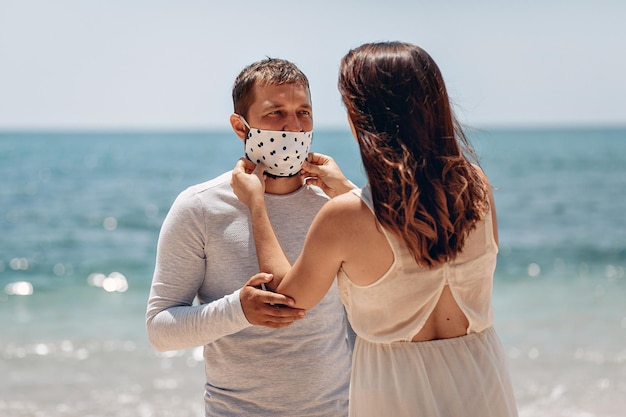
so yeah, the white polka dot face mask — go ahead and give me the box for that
[239,116,313,177]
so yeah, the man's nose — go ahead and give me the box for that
[283,113,303,132]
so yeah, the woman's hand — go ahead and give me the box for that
[301,152,357,198]
[231,158,266,207]
[240,273,305,329]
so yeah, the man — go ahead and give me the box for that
[146,58,352,416]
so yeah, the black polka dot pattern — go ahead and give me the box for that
[245,129,313,176]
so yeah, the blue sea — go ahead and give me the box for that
[1,128,625,417]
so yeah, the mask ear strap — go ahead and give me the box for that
[238,115,251,130]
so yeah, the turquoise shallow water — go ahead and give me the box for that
[1,128,625,416]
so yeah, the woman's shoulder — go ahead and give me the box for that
[325,189,365,211]
[315,190,374,231]
[470,163,493,184]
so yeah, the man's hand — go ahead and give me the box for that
[301,152,356,198]
[240,273,306,329]
[231,158,267,208]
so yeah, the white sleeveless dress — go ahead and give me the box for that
[336,185,518,417]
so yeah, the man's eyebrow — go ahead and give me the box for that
[260,103,282,111]
[260,103,312,111]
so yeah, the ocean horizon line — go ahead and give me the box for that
[1,123,626,136]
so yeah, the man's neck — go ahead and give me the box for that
[264,175,304,195]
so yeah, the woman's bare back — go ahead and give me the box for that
[339,193,469,342]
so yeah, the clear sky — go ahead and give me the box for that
[1,0,624,131]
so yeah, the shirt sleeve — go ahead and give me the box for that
[145,189,253,351]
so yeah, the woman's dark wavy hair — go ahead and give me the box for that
[339,41,489,267]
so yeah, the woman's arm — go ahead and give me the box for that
[275,199,347,309]
[472,163,499,245]
[231,159,348,309]
[231,159,292,282]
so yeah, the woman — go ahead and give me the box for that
[232,41,518,416]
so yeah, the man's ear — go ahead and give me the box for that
[230,113,248,141]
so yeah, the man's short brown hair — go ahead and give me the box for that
[232,58,310,119]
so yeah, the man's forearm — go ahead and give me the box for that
[146,290,252,351]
